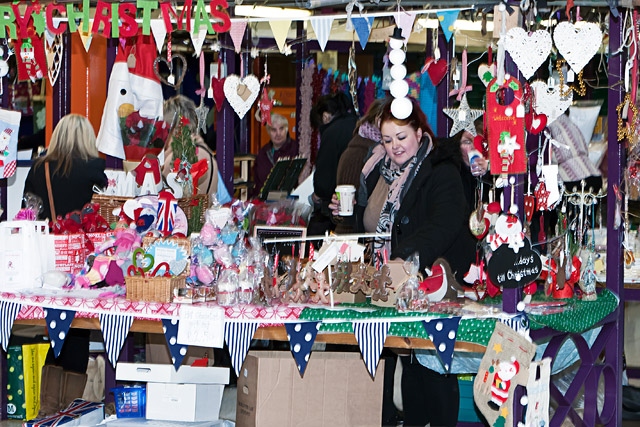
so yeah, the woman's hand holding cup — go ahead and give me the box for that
[333,185,356,216]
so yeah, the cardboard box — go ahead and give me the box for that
[23,399,104,427]
[236,351,384,427]
[145,383,224,422]
[115,363,229,385]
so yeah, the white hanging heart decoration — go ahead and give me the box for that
[223,74,260,119]
[504,28,552,80]
[530,80,573,125]
[477,63,496,87]
[553,22,602,74]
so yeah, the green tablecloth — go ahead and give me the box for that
[299,289,619,347]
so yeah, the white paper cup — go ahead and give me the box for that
[335,185,356,216]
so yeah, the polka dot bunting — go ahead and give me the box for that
[284,322,321,376]
[422,317,461,373]
[44,308,76,358]
[435,10,459,42]
[161,318,188,370]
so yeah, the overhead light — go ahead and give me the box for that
[234,5,312,19]
[417,18,494,33]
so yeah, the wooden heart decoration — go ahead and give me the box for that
[553,22,602,73]
[223,74,260,119]
[525,111,547,134]
[477,63,496,87]
[153,54,187,88]
[504,28,552,80]
[530,80,573,125]
[425,58,448,86]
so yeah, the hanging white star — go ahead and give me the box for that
[498,133,521,156]
[195,98,209,135]
[443,93,484,137]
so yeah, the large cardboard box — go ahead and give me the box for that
[236,351,384,427]
[145,383,224,422]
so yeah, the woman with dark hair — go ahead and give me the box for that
[308,91,358,235]
[331,96,476,426]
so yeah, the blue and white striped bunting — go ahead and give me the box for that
[353,321,389,378]
[224,321,259,377]
[99,313,134,368]
[0,301,22,351]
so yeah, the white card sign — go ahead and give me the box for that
[177,305,225,348]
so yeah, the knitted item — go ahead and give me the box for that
[473,322,536,427]
[518,357,551,427]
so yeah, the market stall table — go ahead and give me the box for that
[0,288,620,426]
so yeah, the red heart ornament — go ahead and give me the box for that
[425,58,448,86]
[525,111,547,134]
[473,134,488,157]
[211,77,226,112]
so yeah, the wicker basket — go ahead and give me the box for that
[125,275,185,303]
[91,194,207,232]
[141,236,191,277]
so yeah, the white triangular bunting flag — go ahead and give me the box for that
[310,17,334,52]
[150,19,168,53]
[99,313,134,368]
[77,21,93,52]
[269,20,292,54]
[229,20,248,54]
[396,11,418,46]
[353,321,389,378]
[190,19,208,57]
[0,301,22,351]
[224,321,259,377]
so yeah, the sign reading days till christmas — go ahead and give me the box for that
[486,76,527,176]
[487,238,542,288]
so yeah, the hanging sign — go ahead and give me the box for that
[0,0,231,40]
[487,238,542,289]
[486,75,527,176]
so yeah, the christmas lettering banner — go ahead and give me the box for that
[0,0,231,40]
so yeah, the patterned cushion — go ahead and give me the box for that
[548,114,601,182]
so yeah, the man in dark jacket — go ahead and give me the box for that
[251,113,298,199]
[308,92,357,236]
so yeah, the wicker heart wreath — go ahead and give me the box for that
[153,54,187,88]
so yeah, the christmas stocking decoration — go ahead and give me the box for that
[518,357,551,427]
[474,321,536,427]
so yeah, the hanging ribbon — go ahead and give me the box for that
[195,53,206,98]
[345,0,364,31]
[449,49,472,101]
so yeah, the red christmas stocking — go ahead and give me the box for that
[473,322,536,427]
